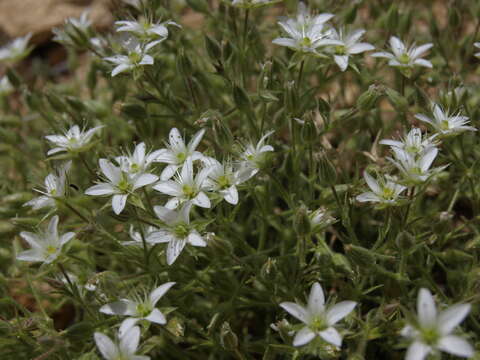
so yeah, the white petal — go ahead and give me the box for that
[145,308,167,325]
[414,114,433,125]
[334,55,349,71]
[411,43,433,58]
[166,238,187,265]
[319,327,342,347]
[188,128,205,152]
[112,63,132,77]
[363,171,380,193]
[279,302,308,323]
[169,128,184,148]
[405,341,431,360]
[17,249,43,262]
[119,318,139,338]
[99,159,121,184]
[153,205,177,224]
[94,332,118,359]
[100,299,137,316]
[417,288,437,327]
[192,192,211,208]
[165,197,180,209]
[48,215,59,240]
[307,282,325,315]
[222,185,238,205]
[292,327,316,347]
[133,173,158,190]
[20,232,42,248]
[348,43,375,54]
[149,282,175,306]
[438,304,471,335]
[414,59,433,68]
[59,232,75,246]
[119,325,140,354]
[188,231,207,247]
[272,38,297,48]
[437,335,474,358]
[160,164,179,180]
[356,192,380,203]
[112,194,128,215]
[153,181,182,196]
[326,301,357,325]
[85,183,116,196]
[419,147,438,172]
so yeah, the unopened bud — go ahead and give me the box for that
[357,85,381,111]
[294,205,311,236]
[220,322,238,350]
[385,88,408,111]
[318,153,337,187]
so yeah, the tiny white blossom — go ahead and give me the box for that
[53,11,92,47]
[387,147,447,185]
[308,207,336,231]
[356,171,407,206]
[104,45,154,77]
[85,159,158,215]
[154,128,205,180]
[0,76,14,97]
[124,225,167,246]
[415,104,477,136]
[24,161,71,210]
[154,157,211,209]
[239,130,274,179]
[45,125,104,155]
[272,2,340,54]
[380,128,437,157]
[372,36,433,71]
[401,288,474,360]
[153,203,207,265]
[94,326,150,360]
[115,19,180,50]
[16,216,75,264]
[328,28,374,71]
[116,142,163,175]
[0,33,33,64]
[100,282,175,336]
[280,282,356,347]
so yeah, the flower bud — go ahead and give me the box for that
[385,88,408,111]
[220,322,238,350]
[294,205,311,236]
[318,153,337,187]
[345,244,376,267]
[356,85,382,111]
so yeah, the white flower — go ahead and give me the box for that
[53,11,92,47]
[104,45,154,77]
[100,282,175,336]
[280,282,356,347]
[401,288,474,360]
[94,326,150,360]
[0,76,14,97]
[124,225,167,246]
[356,171,407,206]
[154,128,205,180]
[0,33,32,64]
[115,142,163,175]
[415,104,477,136]
[154,157,211,209]
[85,159,158,215]
[152,203,207,265]
[24,161,71,210]
[45,125,104,155]
[238,131,274,179]
[309,207,336,231]
[380,128,437,157]
[230,0,280,8]
[474,42,480,58]
[372,36,433,69]
[387,147,446,185]
[328,28,374,71]
[202,158,249,205]
[16,216,75,264]
[272,2,340,54]
[115,19,180,50]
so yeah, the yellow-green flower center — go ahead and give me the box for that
[45,245,57,255]
[217,175,231,189]
[421,328,440,346]
[399,53,410,64]
[117,176,132,193]
[381,187,395,200]
[335,45,346,55]
[182,184,197,199]
[309,315,327,332]
[176,152,187,163]
[441,120,450,131]
[300,37,312,48]
[173,223,189,238]
[136,303,152,318]
[130,163,140,173]
[128,51,142,64]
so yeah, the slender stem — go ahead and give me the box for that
[403,187,415,227]
[243,9,250,49]
[79,153,96,177]
[297,59,305,88]
[63,201,91,224]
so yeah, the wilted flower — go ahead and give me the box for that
[45,124,104,155]
[153,157,211,209]
[356,171,407,206]
[401,288,474,360]
[415,104,477,136]
[24,161,71,210]
[100,282,175,336]
[115,19,180,50]
[272,2,339,54]
[116,142,163,175]
[380,128,437,157]
[280,282,356,347]
[85,159,158,214]
[154,128,205,180]
[0,76,14,97]
[94,326,150,360]
[239,131,274,179]
[328,28,374,71]
[152,203,207,265]
[372,36,433,74]
[104,44,153,77]
[16,215,75,264]
[387,147,446,185]
[0,33,33,64]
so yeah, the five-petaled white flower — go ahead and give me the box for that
[100,282,175,336]
[16,215,75,264]
[401,288,474,360]
[104,45,154,77]
[387,147,446,185]
[24,161,71,210]
[272,2,340,54]
[328,28,375,71]
[153,157,211,209]
[153,203,207,265]
[280,282,357,347]
[115,19,180,50]
[85,159,158,215]
[116,142,163,176]
[415,103,477,136]
[94,326,150,360]
[239,130,274,179]
[154,127,205,180]
[45,124,104,155]
[372,36,433,71]
[0,33,33,64]
[356,171,407,206]
[380,128,437,157]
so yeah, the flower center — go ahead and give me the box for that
[117,176,132,193]
[381,187,395,200]
[173,223,190,238]
[128,51,142,64]
[309,315,327,332]
[136,303,152,318]
[45,245,57,255]
[441,120,450,131]
[335,45,346,55]
[176,152,187,163]
[130,163,140,173]
[421,328,440,346]
[399,53,410,64]
[217,175,231,189]
[182,184,197,199]
[300,37,312,48]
